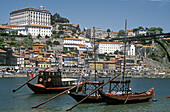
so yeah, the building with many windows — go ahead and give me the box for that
[10,6,51,26]
[9,24,51,37]
[9,6,51,37]
[63,37,93,52]
[98,41,124,54]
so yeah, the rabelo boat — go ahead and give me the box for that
[98,19,155,104]
[27,68,81,94]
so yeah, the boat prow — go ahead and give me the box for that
[27,83,47,94]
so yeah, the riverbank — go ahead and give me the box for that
[1,73,170,78]
[0,74,27,78]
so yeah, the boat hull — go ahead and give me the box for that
[27,83,82,94]
[68,93,104,103]
[98,88,155,104]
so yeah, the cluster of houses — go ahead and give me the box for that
[0,40,154,74]
[0,5,166,74]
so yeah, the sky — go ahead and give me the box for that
[0,0,170,33]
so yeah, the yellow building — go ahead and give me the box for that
[88,61,116,70]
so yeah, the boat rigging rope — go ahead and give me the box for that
[76,74,82,93]
[124,94,129,104]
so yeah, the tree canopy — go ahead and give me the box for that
[51,13,70,25]
[118,29,126,37]
[148,27,163,33]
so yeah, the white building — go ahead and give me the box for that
[52,23,79,32]
[10,6,51,26]
[13,54,24,67]
[135,29,147,36]
[98,41,124,54]
[121,44,136,56]
[126,29,135,37]
[9,6,51,37]
[9,24,51,37]
[129,44,136,56]
[63,37,93,51]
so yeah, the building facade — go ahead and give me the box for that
[86,27,103,39]
[98,41,124,54]
[63,37,93,52]
[10,6,51,26]
[9,6,51,37]
[52,23,79,32]
[9,24,51,37]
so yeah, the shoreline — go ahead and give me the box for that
[1,74,170,78]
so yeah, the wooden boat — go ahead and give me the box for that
[98,20,155,104]
[167,96,170,98]
[98,83,155,104]
[68,80,104,103]
[27,69,82,94]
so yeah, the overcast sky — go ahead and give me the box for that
[0,0,170,32]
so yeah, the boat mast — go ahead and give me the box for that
[123,19,127,92]
[93,27,97,81]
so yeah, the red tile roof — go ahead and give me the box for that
[0,25,12,29]
[9,24,51,28]
[99,41,124,44]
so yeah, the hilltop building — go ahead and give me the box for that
[9,6,51,37]
[52,22,79,32]
[10,6,51,26]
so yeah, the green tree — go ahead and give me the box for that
[71,29,77,36]
[58,25,65,31]
[52,31,57,35]
[138,26,144,30]
[45,35,50,39]
[51,13,69,25]
[114,50,119,55]
[10,30,18,35]
[53,41,60,45]
[118,29,125,37]
[0,37,4,48]
[28,33,32,39]
[96,39,107,42]
[86,34,90,38]
[148,27,163,33]
[37,34,41,39]
[10,37,16,41]
[62,47,69,54]
[0,32,9,36]
[53,34,60,39]
[46,39,52,46]
[107,29,111,38]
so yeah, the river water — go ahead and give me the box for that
[0,77,170,112]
